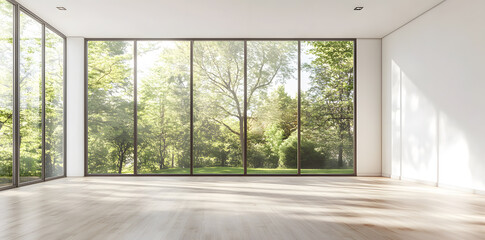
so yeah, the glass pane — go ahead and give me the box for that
[193,41,244,174]
[45,29,64,178]
[19,12,42,183]
[246,41,298,174]
[87,41,134,174]
[0,0,13,187]
[137,41,190,174]
[301,41,355,174]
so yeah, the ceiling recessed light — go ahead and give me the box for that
[56,7,67,10]
[354,7,364,11]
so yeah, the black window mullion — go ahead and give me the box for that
[133,41,138,175]
[13,2,20,187]
[63,37,67,177]
[83,39,88,176]
[41,24,46,181]
[243,41,247,175]
[296,41,301,175]
[190,40,194,176]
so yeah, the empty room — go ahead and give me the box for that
[0,0,484,239]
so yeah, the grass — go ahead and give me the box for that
[0,176,13,185]
[137,167,354,175]
[0,176,41,186]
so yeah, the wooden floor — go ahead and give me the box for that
[0,177,484,240]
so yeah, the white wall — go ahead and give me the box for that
[66,37,85,177]
[66,38,382,177]
[382,0,485,192]
[356,39,382,176]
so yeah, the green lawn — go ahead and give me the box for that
[138,168,190,174]
[0,176,13,185]
[137,167,354,175]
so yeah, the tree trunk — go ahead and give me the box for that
[118,152,124,174]
[159,141,165,170]
[239,117,245,168]
[171,153,174,168]
[159,156,165,170]
[221,152,225,167]
[337,143,343,168]
[337,121,344,168]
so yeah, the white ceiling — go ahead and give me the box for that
[16,0,443,38]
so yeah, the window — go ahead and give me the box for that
[86,39,355,176]
[0,0,14,187]
[87,41,134,174]
[137,41,190,174]
[193,41,245,174]
[0,0,66,191]
[246,41,298,174]
[19,11,43,183]
[301,41,355,174]
[45,28,65,178]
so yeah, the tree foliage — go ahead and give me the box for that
[85,40,355,174]
[137,42,190,172]
[0,7,66,183]
[302,41,354,168]
[0,0,13,184]
[88,41,134,174]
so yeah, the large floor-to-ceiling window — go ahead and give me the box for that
[137,41,191,174]
[19,11,43,183]
[0,0,14,187]
[87,41,134,174]
[45,28,65,178]
[246,41,298,174]
[86,39,355,176]
[193,41,245,174]
[301,41,355,174]
[0,0,66,190]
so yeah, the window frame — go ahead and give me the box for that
[0,0,67,191]
[84,38,356,177]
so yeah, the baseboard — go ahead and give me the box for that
[400,177,437,186]
[356,173,382,177]
[389,174,400,180]
[384,175,485,196]
[437,183,485,196]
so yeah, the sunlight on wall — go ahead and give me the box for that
[438,114,471,188]
[387,59,473,189]
[401,72,438,183]
[390,60,401,178]
[384,0,485,193]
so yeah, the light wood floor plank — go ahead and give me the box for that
[0,177,484,240]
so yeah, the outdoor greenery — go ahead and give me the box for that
[87,41,134,174]
[137,41,190,173]
[301,41,355,172]
[2,0,356,184]
[44,28,65,178]
[130,167,353,175]
[0,0,13,186]
[87,40,354,174]
[18,11,43,183]
[0,1,65,186]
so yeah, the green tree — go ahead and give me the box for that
[0,0,14,184]
[88,41,134,174]
[249,85,297,168]
[137,42,190,172]
[194,41,296,168]
[44,29,64,177]
[302,41,354,168]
